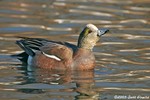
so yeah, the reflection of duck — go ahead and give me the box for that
[31,69,95,84]
[18,68,98,99]
[14,24,108,70]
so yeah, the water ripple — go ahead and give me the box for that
[54,19,111,24]
[69,9,113,17]
[0,0,150,99]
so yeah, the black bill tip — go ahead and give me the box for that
[97,29,109,36]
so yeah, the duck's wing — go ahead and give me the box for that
[40,42,73,61]
[14,37,76,62]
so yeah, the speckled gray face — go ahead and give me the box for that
[78,24,109,50]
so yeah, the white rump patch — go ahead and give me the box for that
[27,55,33,66]
[27,56,34,71]
[42,52,61,61]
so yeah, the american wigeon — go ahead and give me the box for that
[15,24,109,70]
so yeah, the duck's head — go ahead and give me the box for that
[77,24,109,50]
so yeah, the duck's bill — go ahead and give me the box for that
[97,29,109,36]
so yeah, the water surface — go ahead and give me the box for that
[0,0,150,100]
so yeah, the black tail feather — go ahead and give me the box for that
[16,40,35,56]
[11,52,28,63]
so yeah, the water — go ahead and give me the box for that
[0,0,150,100]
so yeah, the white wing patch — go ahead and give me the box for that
[42,52,61,61]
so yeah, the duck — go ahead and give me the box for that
[15,24,109,70]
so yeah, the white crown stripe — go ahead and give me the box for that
[86,24,98,31]
[42,52,61,61]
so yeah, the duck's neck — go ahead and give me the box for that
[73,48,93,58]
[77,37,96,50]
[77,40,95,50]
[77,44,94,51]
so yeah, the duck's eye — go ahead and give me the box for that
[88,29,92,33]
